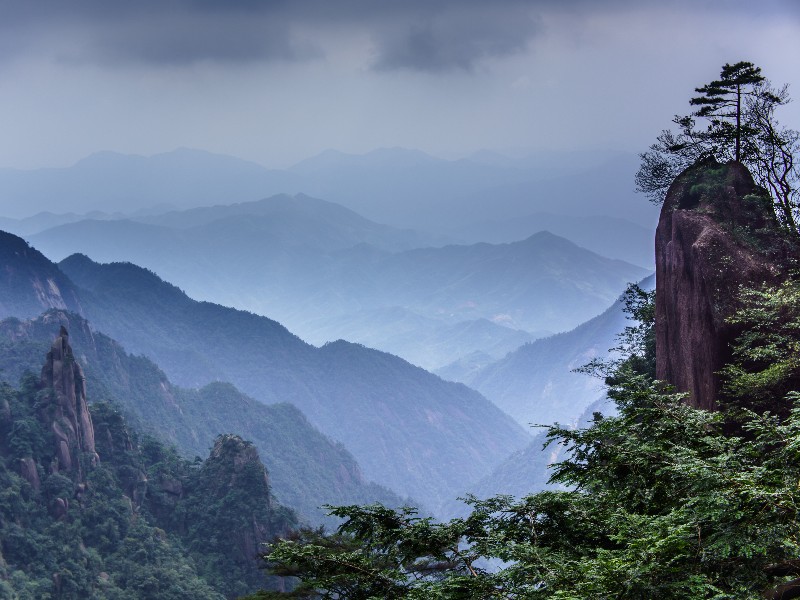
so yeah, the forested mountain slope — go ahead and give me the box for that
[0,328,298,598]
[0,311,402,525]
[0,231,529,514]
[57,253,530,512]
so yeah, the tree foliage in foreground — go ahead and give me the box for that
[636,61,799,234]
[253,282,800,599]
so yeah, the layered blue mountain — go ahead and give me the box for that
[441,275,655,428]
[356,232,648,334]
[28,197,648,371]
[3,147,659,247]
[57,253,529,511]
[0,234,404,525]
[301,308,547,371]
[0,238,527,513]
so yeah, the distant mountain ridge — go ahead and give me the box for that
[0,147,659,231]
[301,308,547,371]
[129,193,449,250]
[442,275,655,428]
[56,252,531,512]
[0,147,304,218]
[452,212,654,269]
[28,207,648,371]
[0,229,530,514]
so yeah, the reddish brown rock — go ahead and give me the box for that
[655,158,798,410]
[40,325,99,473]
[19,457,41,491]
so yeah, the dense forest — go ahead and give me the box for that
[0,330,297,598]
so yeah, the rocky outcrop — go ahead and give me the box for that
[0,231,83,320]
[40,325,99,474]
[655,158,798,410]
[19,457,41,491]
[180,434,295,579]
[204,435,276,561]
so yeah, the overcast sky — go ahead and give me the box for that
[0,0,797,170]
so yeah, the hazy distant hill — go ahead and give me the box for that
[301,308,547,371]
[452,212,654,269]
[29,203,647,370]
[441,396,614,518]
[0,147,659,235]
[0,210,130,237]
[289,148,660,230]
[129,193,448,250]
[0,148,304,218]
[0,311,402,525]
[442,275,655,428]
[57,253,531,512]
[354,232,648,334]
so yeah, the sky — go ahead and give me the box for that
[0,0,798,170]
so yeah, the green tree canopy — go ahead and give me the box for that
[690,61,765,163]
[636,62,799,234]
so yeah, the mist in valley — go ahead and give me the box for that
[0,1,797,596]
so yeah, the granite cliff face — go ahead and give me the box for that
[655,158,798,410]
[39,325,99,474]
[0,230,83,319]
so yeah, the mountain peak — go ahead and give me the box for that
[0,230,83,320]
[40,325,99,476]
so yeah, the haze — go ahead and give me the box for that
[0,0,797,175]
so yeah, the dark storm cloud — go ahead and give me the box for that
[369,4,541,72]
[0,0,317,66]
[0,0,542,69]
[0,0,793,70]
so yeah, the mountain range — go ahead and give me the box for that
[26,194,649,372]
[0,230,531,515]
[440,275,656,428]
[0,147,660,234]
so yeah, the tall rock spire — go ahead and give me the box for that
[654,157,797,410]
[40,325,99,474]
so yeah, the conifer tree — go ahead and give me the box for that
[690,61,764,163]
[636,61,799,234]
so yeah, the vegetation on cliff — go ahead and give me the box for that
[254,270,800,598]
[0,310,404,526]
[636,61,799,234]
[0,331,298,598]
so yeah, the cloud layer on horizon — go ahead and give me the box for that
[2,0,794,72]
[0,0,797,172]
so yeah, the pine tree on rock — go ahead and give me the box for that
[690,61,765,163]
